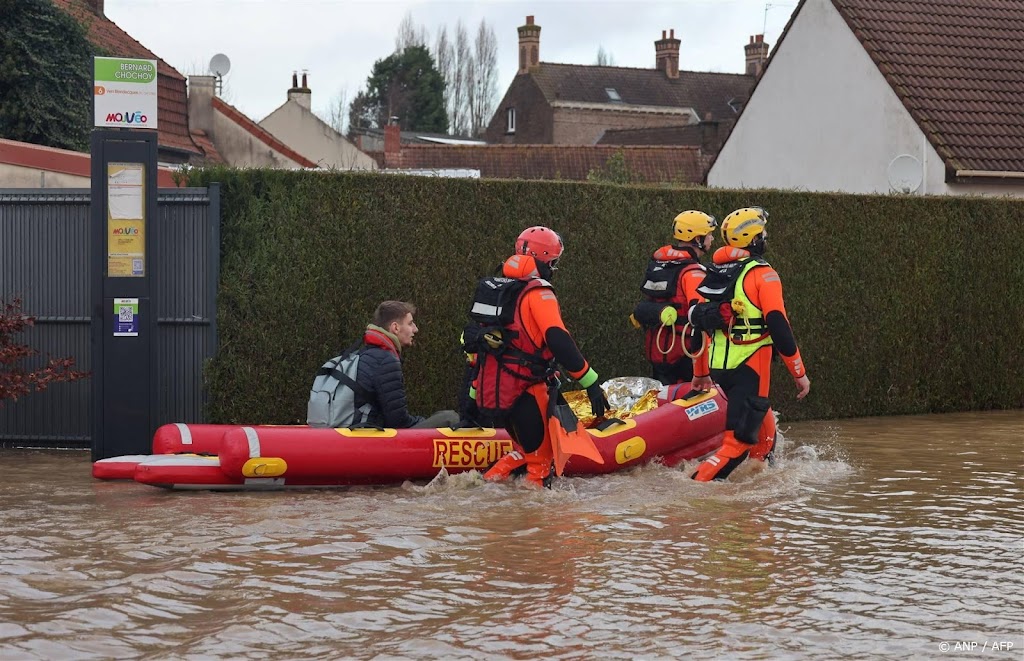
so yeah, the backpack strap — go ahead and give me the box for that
[316,340,371,401]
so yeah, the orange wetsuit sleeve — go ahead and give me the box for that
[745,267,807,379]
[521,286,591,380]
[680,267,710,377]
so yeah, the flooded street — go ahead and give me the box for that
[1,410,1021,659]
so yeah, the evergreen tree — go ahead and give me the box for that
[348,45,447,133]
[0,0,96,151]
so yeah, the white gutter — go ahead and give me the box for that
[954,169,1024,179]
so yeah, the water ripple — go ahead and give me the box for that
[1,412,1023,659]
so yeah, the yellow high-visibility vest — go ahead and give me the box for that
[708,260,772,370]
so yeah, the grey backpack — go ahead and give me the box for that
[306,343,373,428]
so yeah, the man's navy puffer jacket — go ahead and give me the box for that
[353,346,424,429]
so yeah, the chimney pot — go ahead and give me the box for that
[288,71,312,109]
[757,34,764,43]
[670,29,674,38]
[526,15,534,25]
[662,30,667,39]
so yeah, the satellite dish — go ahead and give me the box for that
[887,154,923,194]
[209,53,231,77]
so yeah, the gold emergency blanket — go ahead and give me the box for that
[562,376,662,428]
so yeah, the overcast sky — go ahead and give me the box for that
[104,0,797,126]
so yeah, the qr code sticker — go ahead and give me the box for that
[118,306,134,323]
[132,258,143,274]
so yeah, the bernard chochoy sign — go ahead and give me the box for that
[94,56,158,129]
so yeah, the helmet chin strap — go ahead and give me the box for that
[748,234,767,256]
[537,260,555,279]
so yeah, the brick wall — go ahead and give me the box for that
[552,107,696,145]
[484,76,553,144]
[370,144,709,183]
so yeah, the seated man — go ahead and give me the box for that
[310,301,459,429]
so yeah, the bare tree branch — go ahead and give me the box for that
[471,19,498,136]
[452,20,472,135]
[595,45,616,66]
[323,86,349,135]
[395,10,428,53]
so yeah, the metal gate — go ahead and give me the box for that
[0,186,220,449]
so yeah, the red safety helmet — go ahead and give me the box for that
[515,226,564,266]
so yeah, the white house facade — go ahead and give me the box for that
[707,0,1024,198]
[259,75,377,171]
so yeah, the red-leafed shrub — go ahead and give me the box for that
[0,298,90,404]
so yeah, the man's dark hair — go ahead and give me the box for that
[373,301,416,327]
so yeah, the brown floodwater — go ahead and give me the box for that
[1,410,1022,660]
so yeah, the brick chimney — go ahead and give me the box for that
[517,16,541,75]
[655,29,681,79]
[383,122,401,167]
[745,34,770,76]
[85,0,104,14]
[287,71,312,110]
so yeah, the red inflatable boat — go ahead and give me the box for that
[94,387,727,490]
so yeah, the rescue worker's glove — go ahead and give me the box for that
[586,382,610,418]
[659,306,678,326]
[628,313,641,329]
[632,301,663,327]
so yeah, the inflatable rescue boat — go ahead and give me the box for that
[93,385,726,490]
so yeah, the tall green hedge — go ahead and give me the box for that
[184,167,1024,424]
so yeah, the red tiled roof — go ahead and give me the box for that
[0,138,180,187]
[371,145,708,183]
[831,0,1024,174]
[529,63,753,122]
[189,130,224,164]
[211,97,319,169]
[52,0,203,157]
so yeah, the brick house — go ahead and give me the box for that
[708,0,1024,197]
[483,16,765,147]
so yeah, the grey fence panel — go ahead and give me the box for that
[0,187,218,449]
[0,191,92,447]
[154,187,219,425]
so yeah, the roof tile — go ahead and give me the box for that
[530,63,755,121]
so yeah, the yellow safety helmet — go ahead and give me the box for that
[721,207,768,248]
[672,210,718,243]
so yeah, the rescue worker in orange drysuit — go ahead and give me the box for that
[466,226,609,488]
[632,210,717,388]
[688,207,810,481]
